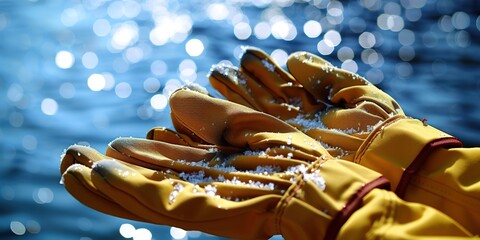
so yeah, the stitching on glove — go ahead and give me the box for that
[274,170,306,236]
[354,115,406,165]
[274,158,326,236]
[395,137,463,198]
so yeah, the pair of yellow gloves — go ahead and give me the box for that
[60,47,479,239]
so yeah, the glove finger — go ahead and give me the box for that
[287,51,403,115]
[60,144,105,174]
[209,64,263,111]
[321,108,384,132]
[210,64,302,119]
[169,89,330,157]
[90,159,283,238]
[62,164,147,222]
[330,84,403,115]
[169,89,293,144]
[107,137,296,188]
[106,137,221,171]
[286,51,367,104]
[62,144,180,181]
[240,47,325,114]
[146,127,239,153]
[146,127,191,146]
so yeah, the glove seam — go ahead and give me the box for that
[408,174,480,213]
[395,137,463,198]
[274,173,306,236]
[274,159,326,236]
[354,115,407,165]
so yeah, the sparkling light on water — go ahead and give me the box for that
[87,73,106,91]
[358,32,376,49]
[337,46,354,62]
[151,60,167,76]
[207,3,229,21]
[254,22,271,39]
[324,30,342,47]
[271,19,297,41]
[92,18,111,37]
[82,52,98,69]
[271,49,288,67]
[150,94,168,110]
[55,50,75,69]
[133,228,152,240]
[60,8,80,27]
[110,21,138,50]
[143,77,161,93]
[115,82,132,98]
[303,20,322,38]
[234,22,252,40]
[185,39,204,57]
[341,59,358,73]
[41,98,58,116]
[317,40,334,55]
[451,11,470,30]
[119,224,152,240]
[119,223,136,238]
[170,227,187,240]
[4,1,480,240]
[10,221,26,235]
[32,187,54,204]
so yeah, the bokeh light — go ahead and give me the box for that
[82,52,98,69]
[55,50,75,69]
[41,98,58,116]
[150,94,168,111]
[271,49,289,67]
[2,1,480,239]
[115,82,132,98]
[119,223,135,238]
[10,221,26,236]
[32,188,54,204]
[92,18,111,37]
[303,20,322,38]
[207,3,229,21]
[254,22,271,39]
[234,22,252,40]
[170,227,187,240]
[87,73,106,91]
[185,39,204,57]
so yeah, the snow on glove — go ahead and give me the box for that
[209,47,480,234]
[60,89,392,239]
[209,47,404,160]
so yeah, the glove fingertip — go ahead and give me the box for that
[91,159,131,179]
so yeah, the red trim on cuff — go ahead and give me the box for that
[395,137,463,198]
[324,176,391,240]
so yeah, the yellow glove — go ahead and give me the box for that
[209,47,404,160]
[61,89,475,239]
[210,48,480,235]
[61,89,392,239]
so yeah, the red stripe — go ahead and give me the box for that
[395,137,463,198]
[324,176,391,240]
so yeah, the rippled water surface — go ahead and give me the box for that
[1,0,479,239]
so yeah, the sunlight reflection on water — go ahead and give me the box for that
[1,0,479,239]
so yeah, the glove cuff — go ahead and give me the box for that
[276,159,390,240]
[354,115,462,197]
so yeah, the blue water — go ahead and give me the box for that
[1,0,479,239]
